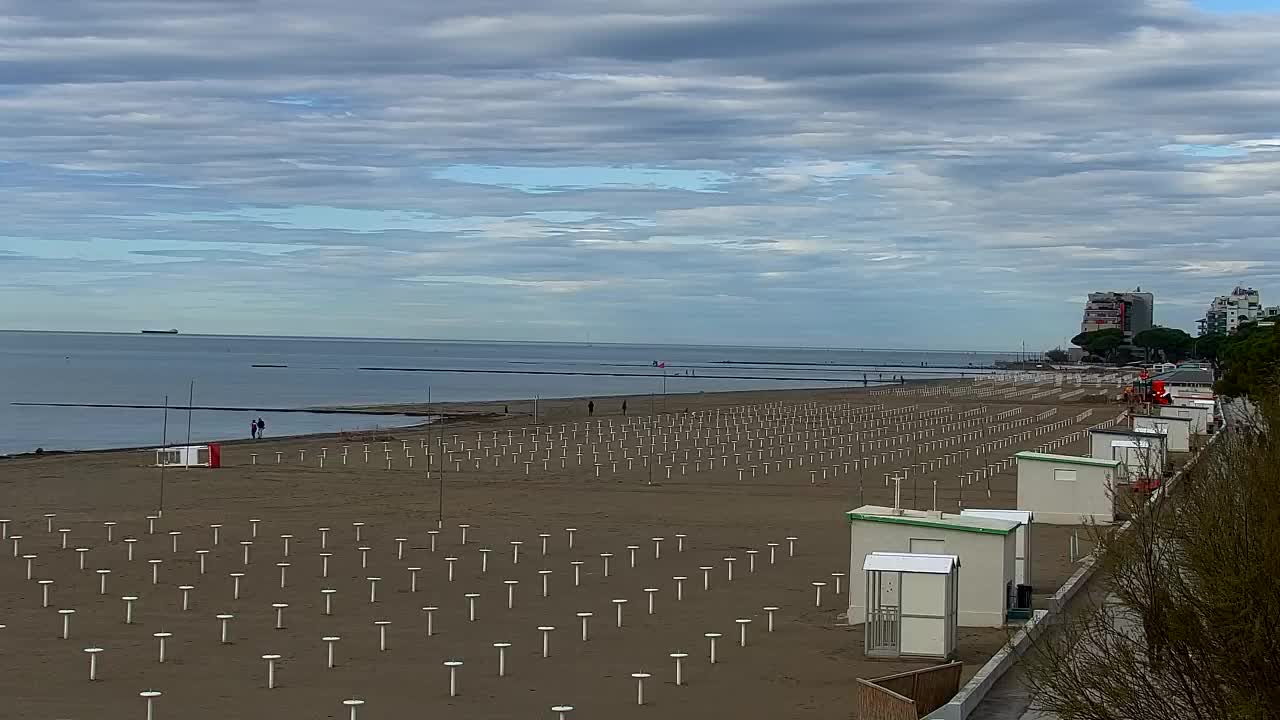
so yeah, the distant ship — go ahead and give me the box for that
[141,329,180,335]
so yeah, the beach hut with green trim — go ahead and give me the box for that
[846,506,1019,628]
[1015,451,1122,525]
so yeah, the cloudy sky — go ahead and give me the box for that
[2,0,1279,350]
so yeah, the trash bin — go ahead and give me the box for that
[1015,583,1033,609]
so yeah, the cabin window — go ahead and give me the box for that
[909,538,945,554]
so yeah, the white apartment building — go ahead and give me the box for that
[1203,287,1264,335]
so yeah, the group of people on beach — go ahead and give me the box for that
[248,417,267,439]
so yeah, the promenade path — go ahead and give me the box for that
[970,577,1138,720]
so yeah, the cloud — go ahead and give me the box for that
[432,165,733,193]
[1176,260,1266,276]
[2,0,1280,347]
[754,160,882,192]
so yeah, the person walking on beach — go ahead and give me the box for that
[250,419,258,440]
[621,400,627,416]
[588,400,595,416]
[256,417,266,438]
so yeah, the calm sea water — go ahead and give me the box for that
[0,332,1015,454]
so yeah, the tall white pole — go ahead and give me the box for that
[185,379,195,452]
[159,395,169,517]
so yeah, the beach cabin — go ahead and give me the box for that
[1159,403,1212,435]
[1089,428,1166,479]
[1169,387,1215,405]
[154,444,221,468]
[1152,365,1214,401]
[862,552,959,660]
[1015,451,1122,525]
[960,509,1033,589]
[1132,414,1192,453]
[847,506,1018,628]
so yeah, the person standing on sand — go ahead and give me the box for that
[621,400,627,416]
[250,419,258,440]
[256,417,266,438]
[588,400,594,416]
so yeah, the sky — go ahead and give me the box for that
[2,0,1280,350]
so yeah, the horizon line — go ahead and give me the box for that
[0,327,1037,355]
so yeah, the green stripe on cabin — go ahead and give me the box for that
[845,512,1012,535]
[1014,451,1123,469]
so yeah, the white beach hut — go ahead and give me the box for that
[960,509,1033,589]
[1160,401,1214,434]
[1088,429,1166,479]
[1132,414,1192,452]
[847,506,1018,628]
[153,444,220,468]
[1015,451,1122,525]
[863,552,959,660]
[1168,386,1215,405]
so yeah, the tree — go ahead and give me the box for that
[1024,392,1280,719]
[1112,345,1137,365]
[1194,333,1226,366]
[1133,326,1196,362]
[1045,347,1071,363]
[1071,329,1126,362]
[1216,321,1280,398]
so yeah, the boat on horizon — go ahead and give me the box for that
[141,329,180,335]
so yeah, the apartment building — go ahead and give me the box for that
[1202,287,1264,335]
[1080,289,1155,343]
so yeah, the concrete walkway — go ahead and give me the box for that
[968,665,1055,720]
[970,578,1138,720]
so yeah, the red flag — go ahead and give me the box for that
[657,361,666,368]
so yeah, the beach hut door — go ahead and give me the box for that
[865,570,901,655]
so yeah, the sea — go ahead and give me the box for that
[0,331,1018,455]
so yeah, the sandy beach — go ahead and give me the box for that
[0,382,1111,719]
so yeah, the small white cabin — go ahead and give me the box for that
[1169,387,1215,405]
[847,506,1018,628]
[863,552,959,660]
[1132,414,1191,452]
[153,444,220,468]
[960,509,1033,589]
[1159,403,1212,434]
[1016,451,1122,525]
[1089,429,1166,478]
